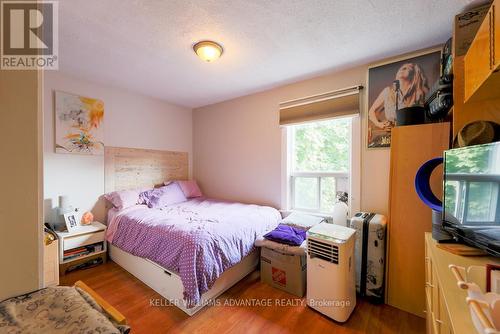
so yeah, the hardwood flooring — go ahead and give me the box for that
[60,261,425,334]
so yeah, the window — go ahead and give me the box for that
[287,117,353,214]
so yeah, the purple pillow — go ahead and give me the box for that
[138,189,154,205]
[104,188,145,210]
[142,183,187,208]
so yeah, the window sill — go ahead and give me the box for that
[279,209,333,221]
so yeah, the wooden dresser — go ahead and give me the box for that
[425,233,500,334]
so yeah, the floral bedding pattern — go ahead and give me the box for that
[0,286,129,334]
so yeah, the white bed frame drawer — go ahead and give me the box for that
[64,231,105,251]
[109,244,259,316]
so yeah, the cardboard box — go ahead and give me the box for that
[260,247,306,297]
[453,3,491,57]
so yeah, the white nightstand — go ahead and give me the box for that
[55,221,107,275]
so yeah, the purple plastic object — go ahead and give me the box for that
[415,157,443,212]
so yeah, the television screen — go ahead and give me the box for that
[443,142,500,255]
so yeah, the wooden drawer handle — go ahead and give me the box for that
[467,298,497,332]
[449,264,468,289]
[490,8,495,70]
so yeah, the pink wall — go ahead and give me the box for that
[45,49,435,221]
[43,71,193,223]
[193,65,391,216]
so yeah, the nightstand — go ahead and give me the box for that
[55,221,107,275]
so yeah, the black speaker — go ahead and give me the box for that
[396,106,426,126]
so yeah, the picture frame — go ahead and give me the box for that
[486,264,500,293]
[63,211,81,232]
[366,48,441,149]
[55,91,105,155]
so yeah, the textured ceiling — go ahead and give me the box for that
[59,0,477,108]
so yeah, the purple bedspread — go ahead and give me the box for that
[107,198,280,307]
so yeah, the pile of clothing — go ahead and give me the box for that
[255,212,325,254]
[263,224,307,246]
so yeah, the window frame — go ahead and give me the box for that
[290,172,349,213]
[282,115,360,216]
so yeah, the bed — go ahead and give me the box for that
[104,147,281,316]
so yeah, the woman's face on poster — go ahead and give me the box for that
[396,63,413,81]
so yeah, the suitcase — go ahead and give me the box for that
[348,212,387,303]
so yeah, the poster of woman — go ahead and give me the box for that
[367,51,441,148]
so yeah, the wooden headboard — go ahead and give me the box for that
[104,146,188,192]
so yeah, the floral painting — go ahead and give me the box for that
[55,91,104,155]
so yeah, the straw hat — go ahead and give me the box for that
[453,121,500,148]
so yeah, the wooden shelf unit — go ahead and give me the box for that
[387,122,450,318]
[464,0,500,103]
[453,0,500,138]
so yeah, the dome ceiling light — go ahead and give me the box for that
[193,41,223,62]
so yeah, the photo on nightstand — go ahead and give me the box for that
[63,211,81,232]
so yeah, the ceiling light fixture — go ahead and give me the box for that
[193,41,223,62]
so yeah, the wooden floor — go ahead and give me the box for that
[61,261,425,334]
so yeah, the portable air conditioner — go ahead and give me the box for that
[307,222,356,322]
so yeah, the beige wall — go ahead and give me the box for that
[193,65,391,216]
[0,70,43,300]
[43,71,193,224]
